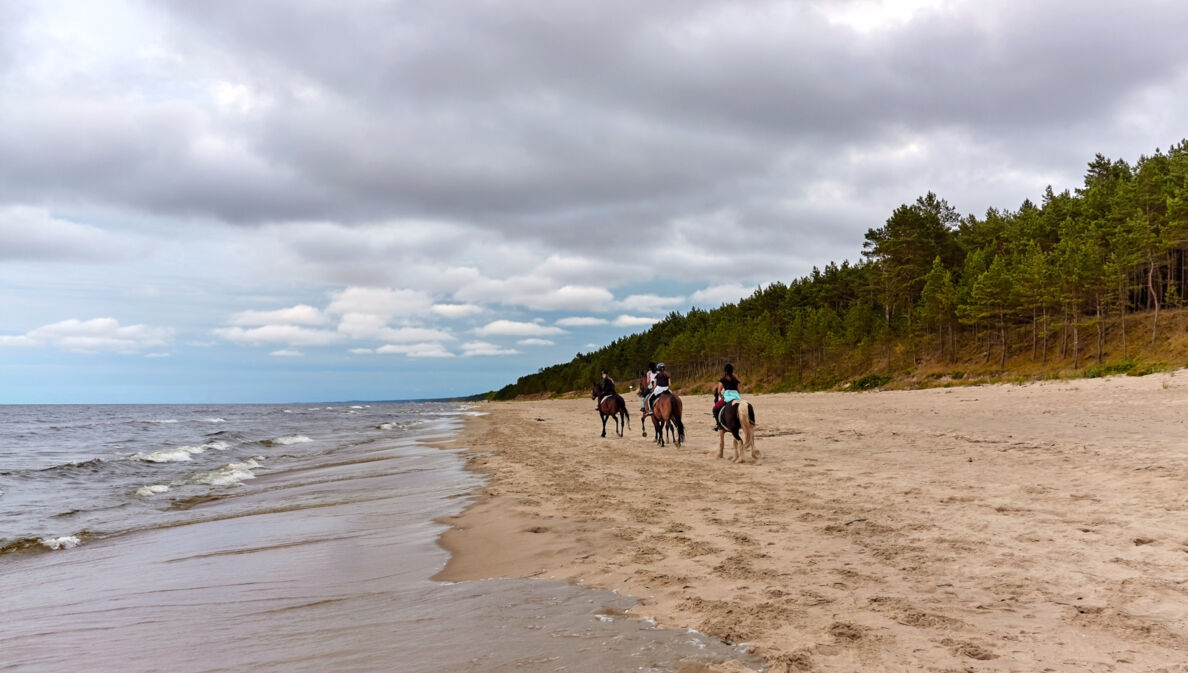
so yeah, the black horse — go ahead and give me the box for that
[592,382,630,437]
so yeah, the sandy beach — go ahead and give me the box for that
[437,374,1188,672]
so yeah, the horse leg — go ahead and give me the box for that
[600,413,608,438]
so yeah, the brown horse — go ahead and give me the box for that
[648,392,685,447]
[592,382,630,437]
[716,400,758,463]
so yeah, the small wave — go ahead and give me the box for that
[36,457,106,473]
[282,409,293,413]
[136,484,171,496]
[377,422,397,430]
[133,440,229,463]
[41,535,81,550]
[264,435,312,446]
[350,405,364,409]
[146,419,179,424]
[204,418,226,423]
[2,534,85,555]
[191,459,262,487]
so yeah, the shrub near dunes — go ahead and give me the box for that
[494,142,1188,399]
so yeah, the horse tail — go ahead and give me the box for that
[739,401,757,457]
[673,410,685,445]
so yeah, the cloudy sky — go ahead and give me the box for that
[2,0,1186,402]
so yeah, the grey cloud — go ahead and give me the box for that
[1,0,1186,286]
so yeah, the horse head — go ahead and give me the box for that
[591,382,602,399]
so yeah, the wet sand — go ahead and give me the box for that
[437,374,1188,672]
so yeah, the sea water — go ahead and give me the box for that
[0,403,756,672]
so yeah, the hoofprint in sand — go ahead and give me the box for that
[436,374,1188,672]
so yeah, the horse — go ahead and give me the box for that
[638,372,653,437]
[592,382,630,438]
[716,400,758,463]
[648,391,685,447]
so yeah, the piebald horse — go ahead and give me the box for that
[716,399,758,463]
[592,382,630,437]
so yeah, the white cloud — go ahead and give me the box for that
[213,324,341,346]
[376,342,455,358]
[270,349,303,357]
[431,303,483,318]
[326,287,433,318]
[461,340,520,356]
[0,206,143,262]
[456,278,614,312]
[144,352,171,358]
[474,320,566,336]
[555,316,609,327]
[689,283,754,307]
[0,317,173,353]
[613,315,659,327]
[618,294,686,313]
[230,304,326,326]
[517,338,554,346]
[349,347,374,354]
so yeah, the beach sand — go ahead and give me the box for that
[436,374,1188,672]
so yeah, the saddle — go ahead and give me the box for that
[598,395,615,408]
[716,400,740,427]
[645,390,671,414]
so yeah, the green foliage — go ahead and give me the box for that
[848,373,893,390]
[493,141,1188,398]
[1082,360,1138,378]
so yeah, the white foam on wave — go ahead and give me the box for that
[191,459,262,487]
[133,440,230,463]
[350,405,364,409]
[136,484,171,496]
[204,418,226,423]
[377,422,397,430]
[146,419,179,424]
[266,435,312,445]
[283,409,293,413]
[40,536,80,550]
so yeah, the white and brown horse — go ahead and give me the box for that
[716,399,757,463]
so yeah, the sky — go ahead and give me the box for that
[2,0,1187,403]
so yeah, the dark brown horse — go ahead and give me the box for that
[592,382,630,437]
[648,391,685,447]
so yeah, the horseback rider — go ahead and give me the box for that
[640,362,657,412]
[712,363,741,430]
[648,363,671,412]
[596,370,616,409]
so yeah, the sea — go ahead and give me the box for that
[0,403,757,672]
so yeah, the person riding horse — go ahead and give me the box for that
[595,370,616,409]
[639,362,657,412]
[592,370,630,437]
[712,363,741,430]
[647,363,671,413]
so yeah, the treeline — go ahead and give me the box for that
[492,141,1188,399]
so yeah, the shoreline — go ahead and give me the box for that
[434,377,1188,671]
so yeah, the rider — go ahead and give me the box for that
[640,362,657,412]
[596,370,617,409]
[648,363,671,412]
[712,363,741,430]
